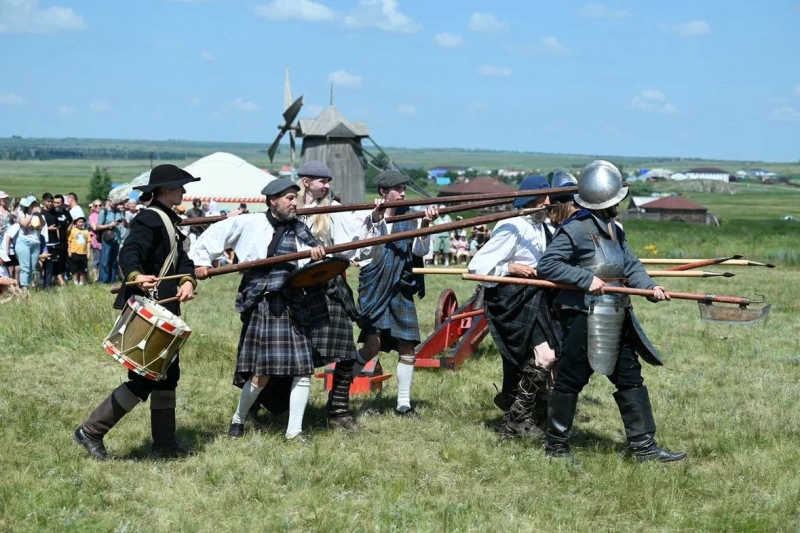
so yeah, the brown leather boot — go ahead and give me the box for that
[74,383,140,461]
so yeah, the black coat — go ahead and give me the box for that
[113,200,195,316]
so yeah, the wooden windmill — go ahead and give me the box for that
[267,67,429,204]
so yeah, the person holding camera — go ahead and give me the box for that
[97,199,125,283]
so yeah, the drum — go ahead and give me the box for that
[103,296,192,381]
[284,257,350,289]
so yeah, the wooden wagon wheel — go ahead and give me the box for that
[434,288,459,328]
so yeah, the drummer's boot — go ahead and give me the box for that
[150,390,190,459]
[327,360,359,432]
[545,391,578,461]
[614,387,686,463]
[74,383,141,461]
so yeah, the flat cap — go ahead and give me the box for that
[261,178,300,197]
[297,160,333,180]
[512,175,550,209]
[375,170,409,189]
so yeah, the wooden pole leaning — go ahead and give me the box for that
[202,207,545,279]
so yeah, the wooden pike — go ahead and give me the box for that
[462,273,770,324]
[664,255,742,272]
[179,214,227,226]
[295,185,578,216]
[124,273,189,286]
[642,257,776,268]
[413,268,734,278]
[385,198,512,223]
[202,207,544,279]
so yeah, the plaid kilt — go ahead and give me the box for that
[234,292,316,385]
[484,282,560,368]
[357,288,421,353]
[311,288,357,365]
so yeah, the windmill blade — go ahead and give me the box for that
[267,129,286,162]
[364,136,431,198]
[283,95,303,125]
[289,130,296,168]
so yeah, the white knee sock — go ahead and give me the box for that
[286,376,311,439]
[231,380,265,425]
[396,360,415,411]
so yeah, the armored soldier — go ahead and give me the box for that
[537,160,686,462]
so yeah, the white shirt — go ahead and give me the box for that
[468,215,548,282]
[299,200,385,261]
[353,209,432,267]
[190,213,315,268]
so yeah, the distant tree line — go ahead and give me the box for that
[0,146,202,161]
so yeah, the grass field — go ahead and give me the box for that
[2,206,800,531]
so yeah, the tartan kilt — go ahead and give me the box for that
[484,282,560,368]
[234,292,315,385]
[312,294,357,366]
[357,288,421,353]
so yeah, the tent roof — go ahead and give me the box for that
[182,152,277,203]
[298,105,370,138]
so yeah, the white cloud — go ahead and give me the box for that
[629,89,677,114]
[434,32,463,48]
[344,0,419,34]
[506,36,574,58]
[58,105,75,115]
[770,106,800,123]
[664,20,711,37]
[468,12,505,33]
[576,4,632,19]
[89,100,111,113]
[477,65,512,77]
[230,98,260,112]
[302,103,324,117]
[0,0,87,34]
[254,0,337,22]
[165,0,229,3]
[200,51,216,62]
[188,97,201,107]
[397,104,416,116]
[328,69,362,87]
[0,92,25,105]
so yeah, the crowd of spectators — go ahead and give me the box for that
[425,212,491,267]
[0,190,239,299]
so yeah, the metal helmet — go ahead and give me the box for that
[550,168,578,203]
[574,160,628,210]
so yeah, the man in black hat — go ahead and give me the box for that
[192,178,330,442]
[73,164,199,461]
[352,170,439,416]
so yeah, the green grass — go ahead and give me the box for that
[2,217,800,532]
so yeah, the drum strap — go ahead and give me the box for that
[145,207,179,282]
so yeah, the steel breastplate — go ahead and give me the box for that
[581,219,629,375]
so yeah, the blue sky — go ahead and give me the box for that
[1,0,798,161]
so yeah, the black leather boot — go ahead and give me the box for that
[614,387,686,463]
[545,391,579,459]
[150,390,189,459]
[74,383,140,461]
[498,362,549,440]
[327,361,359,432]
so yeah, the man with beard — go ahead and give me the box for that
[537,160,685,462]
[192,179,330,442]
[468,175,560,440]
[249,161,387,431]
[41,193,73,287]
